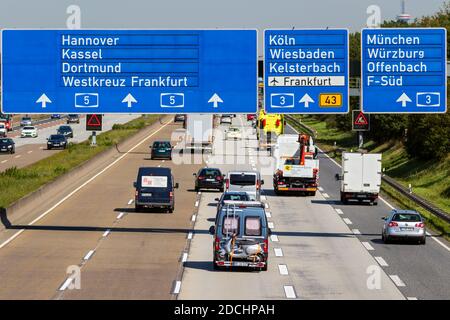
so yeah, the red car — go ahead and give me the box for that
[247,114,256,121]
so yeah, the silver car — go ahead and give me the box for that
[382,209,426,244]
[20,117,32,127]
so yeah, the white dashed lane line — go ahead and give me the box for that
[265,211,272,218]
[59,277,74,291]
[352,229,361,235]
[270,235,279,242]
[127,199,134,205]
[27,150,33,154]
[182,253,188,263]
[318,186,324,192]
[343,218,353,225]
[335,208,343,215]
[260,195,266,201]
[173,281,182,294]
[117,212,125,219]
[187,232,193,240]
[195,201,199,207]
[362,242,375,251]
[102,229,111,237]
[322,193,330,199]
[389,275,406,287]
[274,248,283,257]
[374,256,389,267]
[191,214,196,222]
[83,250,95,261]
[407,297,418,300]
[1,160,7,164]
[14,155,21,159]
[278,264,289,275]
[284,286,297,299]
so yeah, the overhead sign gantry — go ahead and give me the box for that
[1,29,258,114]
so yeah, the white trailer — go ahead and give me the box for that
[338,152,382,205]
[184,114,213,153]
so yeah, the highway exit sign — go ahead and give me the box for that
[1,29,257,114]
[361,28,447,113]
[264,29,349,114]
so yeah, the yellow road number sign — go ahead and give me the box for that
[319,93,342,107]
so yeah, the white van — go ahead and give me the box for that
[225,171,264,201]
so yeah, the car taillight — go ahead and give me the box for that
[263,239,268,253]
[415,223,425,228]
[135,190,138,197]
[169,192,173,199]
[216,176,223,181]
[226,179,229,189]
[275,119,281,127]
[388,221,398,227]
[262,119,266,127]
[215,237,220,250]
[198,176,205,180]
[256,181,260,190]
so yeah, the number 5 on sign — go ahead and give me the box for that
[319,93,342,107]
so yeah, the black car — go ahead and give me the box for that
[174,114,185,122]
[150,141,173,160]
[0,138,15,154]
[47,134,68,150]
[57,125,73,138]
[134,167,179,213]
[193,167,224,192]
[67,114,80,124]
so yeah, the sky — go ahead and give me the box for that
[0,0,447,53]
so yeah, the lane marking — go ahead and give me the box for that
[0,120,172,250]
[274,248,283,257]
[117,212,125,220]
[187,232,193,240]
[162,160,165,163]
[83,250,95,261]
[197,192,201,195]
[127,199,134,205]
[268,222,274,229]
[318,187,324,192]
[374,256,389,267]
[14,155,21,159]
[102,229,111,237]
[270,234,279,242]
[182,252,188,263]
[195,201,199,207]
[352,229,361,235]
[191,214,196,222]
[40,147,45,150]
[407,297,418,300]
[265,211,272,218]
[27,150,33,154]
[59,277,74,291]
[261,195,266,201]
[343,218,353,225]
[1,160,7,164]
[335,208,344,215]
[278,264,289,275]
[265,203,269,209]
[362,242,375,251]
[426,231,450,252]
[284,286,297,299]
[173,281,182,294]
[157,164,161,167]
[322,193,330,198]
[389,275,406,287]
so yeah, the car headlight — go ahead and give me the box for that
[7,145,12,148]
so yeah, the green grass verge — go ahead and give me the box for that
[288,115,450,239]
[0,115,160,209]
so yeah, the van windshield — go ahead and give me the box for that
[229,174,256,186]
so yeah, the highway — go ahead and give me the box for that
[0,114,140,172]
[0,115,448,300]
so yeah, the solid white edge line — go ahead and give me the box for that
[362,241,375,251]
[0,120,172,250]
[278,264,289,275]
[389,275,406,287]
[173,281,182,294]
[374,256,389,267]
[426,231,450,252]
[274,248,283,257]
[284,286,296,299]
[83,250,95,261]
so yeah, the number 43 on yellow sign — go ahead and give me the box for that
[319,93,342,107]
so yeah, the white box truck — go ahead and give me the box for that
[184,114,213,153]
[273,134,319,196]
[337,152,382,205]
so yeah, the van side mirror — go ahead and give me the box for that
[175,183,179,189]
[193,173,197,176]
[214,198,220,201]
[261,180,265,185]
[133,182,137,188]
[209,226,216,235]
[381,217,386,220]
[335,173,342,181]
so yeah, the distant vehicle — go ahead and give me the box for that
[133,167,179,213]
[47,134,68,150]
[20,117,32,127]
[220,115,232,125]
[0,114,13,131]
[336,152,382,205]
[174,114,185,122]
[0,123,7,137]
[209,202,270,271]
[225,171,264,201]
[185,114,213,153]
[247,114,256,121]
[0,138,15,154]
[51,114,61,119]
[57,125,74,138]
[214,191,251,214]
[21,126,38,138]
[273,134,319,196]
[150,141,173,160]
[193,167,224,192]
[382,209,426,244]
[258,110,284,136]
[67,114,80,124]
[225,126,242,140]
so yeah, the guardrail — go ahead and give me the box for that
[285,115,450,224]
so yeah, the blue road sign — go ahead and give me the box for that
[264,29,349,114]
[1,30,257,114]
[361,28,447,113]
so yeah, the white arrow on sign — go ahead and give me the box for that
[208,93,223,108]
[299,93,314,108]
[36,93,51,108]
[396,93,412,107]
[122,93,137,108]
